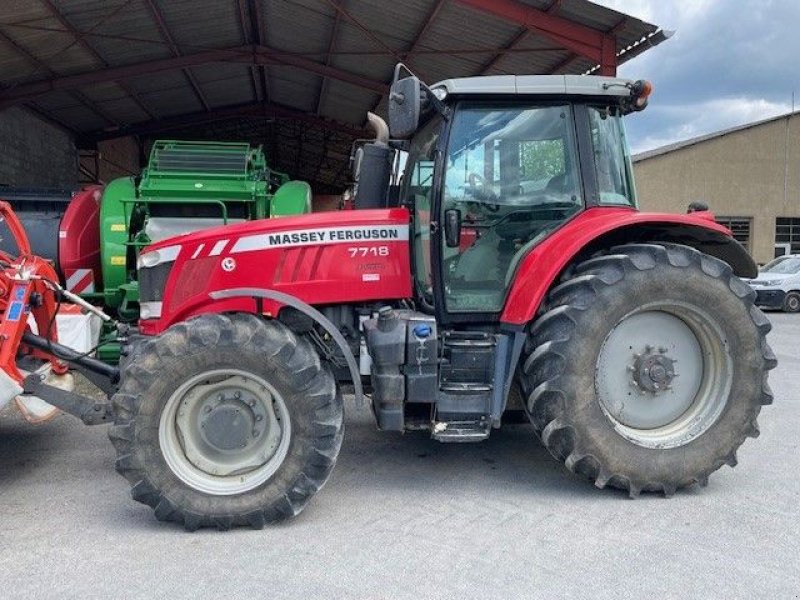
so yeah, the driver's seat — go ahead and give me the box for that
[545,173,567,194]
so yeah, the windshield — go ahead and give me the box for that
[762,256,800,275]
[441,104,582,313]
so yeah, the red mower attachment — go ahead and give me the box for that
[0,201,119,423]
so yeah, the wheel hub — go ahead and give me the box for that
[595,305,732,448]
[172,373,285,480]
[200,400,255,451]
[631,346,676,394]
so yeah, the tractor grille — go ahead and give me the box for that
[138,261,173,303]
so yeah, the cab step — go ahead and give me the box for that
[431,420,490,443]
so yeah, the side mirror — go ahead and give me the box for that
[389,76,421,139]
[444,209,461,248]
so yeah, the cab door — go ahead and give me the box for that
[433,103,584,322]
[402,115,444,311]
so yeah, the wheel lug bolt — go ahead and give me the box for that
[234,391,241,399]
[218,394,224,401]
[248,399,256,407]
[256,415,263,421]
[204,406,212,413]
[252,429,260,437]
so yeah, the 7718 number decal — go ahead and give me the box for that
[348,246,389,258]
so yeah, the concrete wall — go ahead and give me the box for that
[633,113,800,264]
[0,107,77,188]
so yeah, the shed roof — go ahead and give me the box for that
[0,0,667,192]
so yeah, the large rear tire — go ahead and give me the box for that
[521,244,776,497]
[109,313,343,529]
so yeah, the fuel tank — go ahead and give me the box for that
[138,208,412,334]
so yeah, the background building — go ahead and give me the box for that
[633,110,800,264]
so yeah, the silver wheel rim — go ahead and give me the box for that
[159,369,291,496]
[787,295,800,311]
[595,302,732,449]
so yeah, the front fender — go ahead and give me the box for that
[500,207,756,326]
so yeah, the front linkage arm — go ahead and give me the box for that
[20,331,120,425]
[21,374,114,426]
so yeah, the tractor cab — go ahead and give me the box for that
[356,66,652,323]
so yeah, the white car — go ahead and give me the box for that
[747,254,800,312]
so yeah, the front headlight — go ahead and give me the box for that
[137,244,181,269]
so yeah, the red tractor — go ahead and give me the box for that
[0,67,775,530]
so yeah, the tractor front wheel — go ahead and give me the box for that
[109,313,343,529]
[521,244,776,497]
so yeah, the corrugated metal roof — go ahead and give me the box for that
[0,0,666,190]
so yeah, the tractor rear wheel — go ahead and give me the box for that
[521,243,776,497]
[109,313,343,529]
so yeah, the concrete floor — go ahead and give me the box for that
[0,314,798,599]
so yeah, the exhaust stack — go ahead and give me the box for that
[353,113,395,210]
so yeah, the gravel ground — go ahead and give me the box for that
[0,314,798,600]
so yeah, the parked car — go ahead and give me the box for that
[747,254,800,312]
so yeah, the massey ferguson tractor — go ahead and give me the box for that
[0,66,775,530]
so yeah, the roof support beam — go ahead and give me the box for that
[405,0,447,60]
[39,0,158,118]
[453,0,617,75]
[0,29,118,126]
[259,47,389,94]
[142,0,210,111]
[478,29,528,75]
[322,0,406,66]
[0,45,389,110]
[235,0,260,101]
[316,0,344,116]
[86,101,369,141]
[247,0,270,102]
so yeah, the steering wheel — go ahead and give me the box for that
[465,173,500,212]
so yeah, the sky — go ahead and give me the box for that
[593,0,800,154]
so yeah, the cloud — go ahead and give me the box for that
[627,96,792,154]
[593,0,799,152]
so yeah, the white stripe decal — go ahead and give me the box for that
[230,225,409,255]
[191,243,205,259]
[209,239,228,256]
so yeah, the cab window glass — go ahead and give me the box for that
[588,106,636,206]
[403,116,442,303]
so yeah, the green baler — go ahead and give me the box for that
[58,140,311,359]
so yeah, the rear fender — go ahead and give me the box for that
[501,208,756,326]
